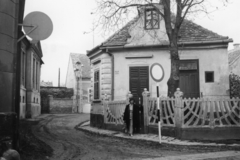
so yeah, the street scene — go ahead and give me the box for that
[19,114,240,160]
[1,0,240,160]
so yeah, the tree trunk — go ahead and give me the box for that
[167,37,180,97]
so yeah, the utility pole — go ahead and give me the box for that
[58,68,60,87]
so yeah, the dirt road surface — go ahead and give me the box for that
[32,114,238,160]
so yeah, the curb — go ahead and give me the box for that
[77,121,240,148]
[142,151,240,160]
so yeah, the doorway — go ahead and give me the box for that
[179,60,200,98]
[129,66,149,105]
[129,66,149,133]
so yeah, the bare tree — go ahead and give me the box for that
[93,0,230,97]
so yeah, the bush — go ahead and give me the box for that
[229,73,240,98]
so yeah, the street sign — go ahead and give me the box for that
[150,63,164,82]
[150,63,165,144]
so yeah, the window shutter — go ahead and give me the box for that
[94,70,100,99]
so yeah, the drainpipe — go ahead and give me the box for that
[107,50,114,101]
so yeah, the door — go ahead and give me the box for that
[129,66,149,105]
[179,60,200,98]
[129,66,149,133]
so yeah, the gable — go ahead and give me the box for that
[70,53,91,79]
[100,8,229,47]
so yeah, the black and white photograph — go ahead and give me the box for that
[0,0,240,159]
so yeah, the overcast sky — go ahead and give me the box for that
[24,0,240,86]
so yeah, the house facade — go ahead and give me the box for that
[20,35,43,118]
[87,5,232,104]
[229,43,240,76]
[65,53,91,113]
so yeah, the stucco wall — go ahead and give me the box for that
[180,48,230,98]
[126,5,168,46]
[113,49,170,99]
[65,56,76,89]
[112,47,229,100]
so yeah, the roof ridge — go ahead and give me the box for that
[69,53,91,78]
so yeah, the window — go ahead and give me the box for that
[205,71,214,83]
[33,58,35,89]
[88,88,92,103]
[36,62,38,90]
[145,9,159,30]
[94,70,100,99]
[21,48,26,86]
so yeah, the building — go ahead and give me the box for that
[65,53,91,113]
[20,34,43,118]
[229,43,240,75]
[40,80,53,87]
[87,5,232,104]
[0,0,26,149]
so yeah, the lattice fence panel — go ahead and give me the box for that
[148,97,175,127]
[182,98,240,128]
[105,100,126,124]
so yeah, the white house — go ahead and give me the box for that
[65,53,91,113]
[87,5,232,105]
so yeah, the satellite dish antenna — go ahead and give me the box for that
[18,11,53,42]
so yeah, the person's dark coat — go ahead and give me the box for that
[123,104,139,133]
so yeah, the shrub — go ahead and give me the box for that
[229,73,240,98]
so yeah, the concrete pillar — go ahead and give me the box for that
[174,88,183,138]
[142,88,150,133]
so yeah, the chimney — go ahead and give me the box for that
[233,43,240,49]
[58,68,60,87]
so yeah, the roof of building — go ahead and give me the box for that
[102,17,228,47]
[88,13,230,55]
[70,53,91,78]
[228,47,240,65]
[40,81,53,87]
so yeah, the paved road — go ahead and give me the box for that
[32,114,239,160]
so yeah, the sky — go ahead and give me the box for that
[24,0,240,86]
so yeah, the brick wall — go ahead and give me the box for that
[49,97,73,114]
[40,87,73,113]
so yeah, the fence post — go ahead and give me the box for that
[142,88,150,134]
[126,91,133,104]
[174,88,183,139]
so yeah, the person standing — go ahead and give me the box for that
[123,98,139,136]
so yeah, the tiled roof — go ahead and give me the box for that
[178,19,228,42]
[102,17,139,46]
[228,48,240,65]
[102,16,228,47]
[70,53,91,78]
